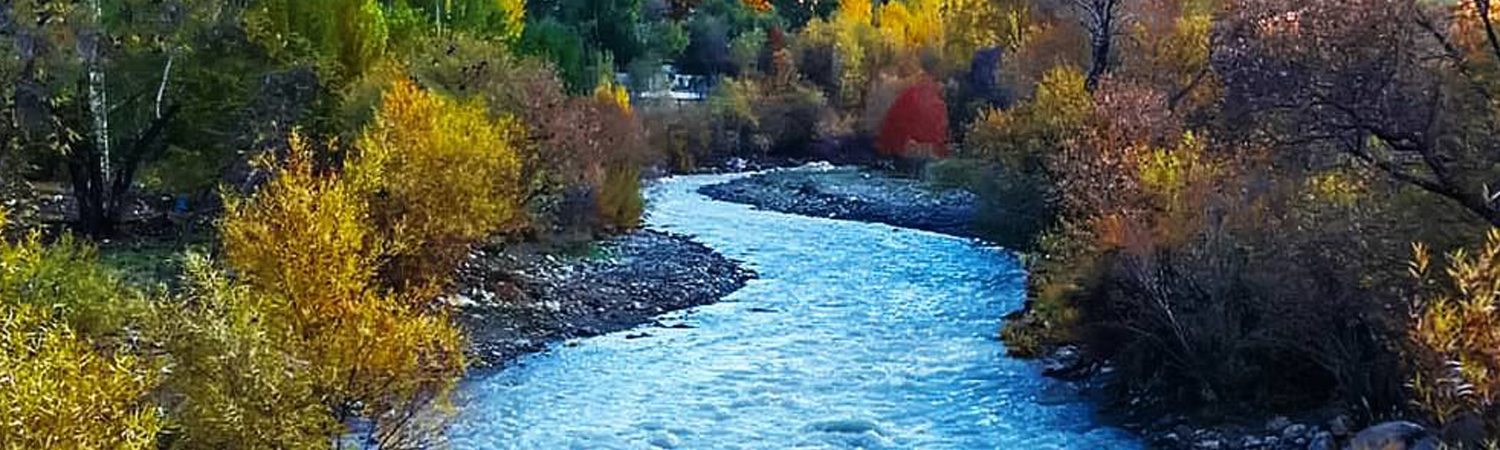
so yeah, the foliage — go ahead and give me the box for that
[0,217,162,449]
[645,104,715,172]
[709,77,829,157]
[398,0,528,42]
[1408,230,1500,428]
[1218,0,1500,226]
[925,158,1055,249]
[596,163,645,229]
[877,0,945,51]
[0,303,162,450]
[220,135,467,447]
[965,66,1092,173]
[350,79,526,286]
[944,0,1031,65]
[157,254,337,449]
[542,0,648,66]
[518,18,597,93]
[876,78,949,158]
[247,0,391,81]
[730,28,769,75]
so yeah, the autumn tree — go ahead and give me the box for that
[220,135,467,448]
[1218,0,1500,227]
[0,1,225,235]
[877,78,949,158]
[350,78,526,287]
[1072,0,1125,89]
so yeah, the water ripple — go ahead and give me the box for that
[447,171,1142,449]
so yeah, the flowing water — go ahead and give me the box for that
[447,170,1143,449]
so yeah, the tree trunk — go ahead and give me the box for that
[1074,0,1120,91]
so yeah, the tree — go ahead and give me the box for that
[1071,0,1124,90]
[220,134,468,448]
[1218,0,1500,227]
[394,0,527,42]
[1,1,224,236]
[246,0,391,81]
[350,78,526,286]
[877,78,949,158]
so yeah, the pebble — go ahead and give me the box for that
[1282,424,1307,439]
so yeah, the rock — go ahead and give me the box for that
[1440,412,1486,448]
[1350,421,1437,450]
[1267,416,1293,433]
[1283,424,1308,440]
[1329,415,1353,437]
[1308,431,1334,450]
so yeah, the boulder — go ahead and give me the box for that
[1350,421,1439,450]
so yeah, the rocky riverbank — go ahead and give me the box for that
[697,163,983,239]
[1037,345,1371,450]
[451,229,754,370]
[698,164,1442,450]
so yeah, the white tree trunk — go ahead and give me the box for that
[88,0,110,187]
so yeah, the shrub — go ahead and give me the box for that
[157,254,337,449]
[926,158,1055,249]
[401,35,634,234]
[0,304,163,449]
[965,65,1091,173]
[757,85,829,156]
[1408,230,1500,427]
[220,135,467,446]
[596,163,645,230]
[0,215,162,449]
[350,78,526,286]
[877,78,949,158]
[708,77,830,159]
[859,74,911,135]
[645,104,714,173]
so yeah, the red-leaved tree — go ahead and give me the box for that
[877,79,950,158]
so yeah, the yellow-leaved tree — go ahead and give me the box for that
[878,0,944,51]
[966,65,1093,172]
[220,133,468,448]
[350,78,526,287]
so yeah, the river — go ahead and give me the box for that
[446,171,1143,449]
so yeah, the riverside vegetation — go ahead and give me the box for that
[6,0,1500,448]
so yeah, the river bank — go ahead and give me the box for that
[697,163,983,239]
[451,229,755,370]
[692,164,1402,450]
[449,171,1143,448]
